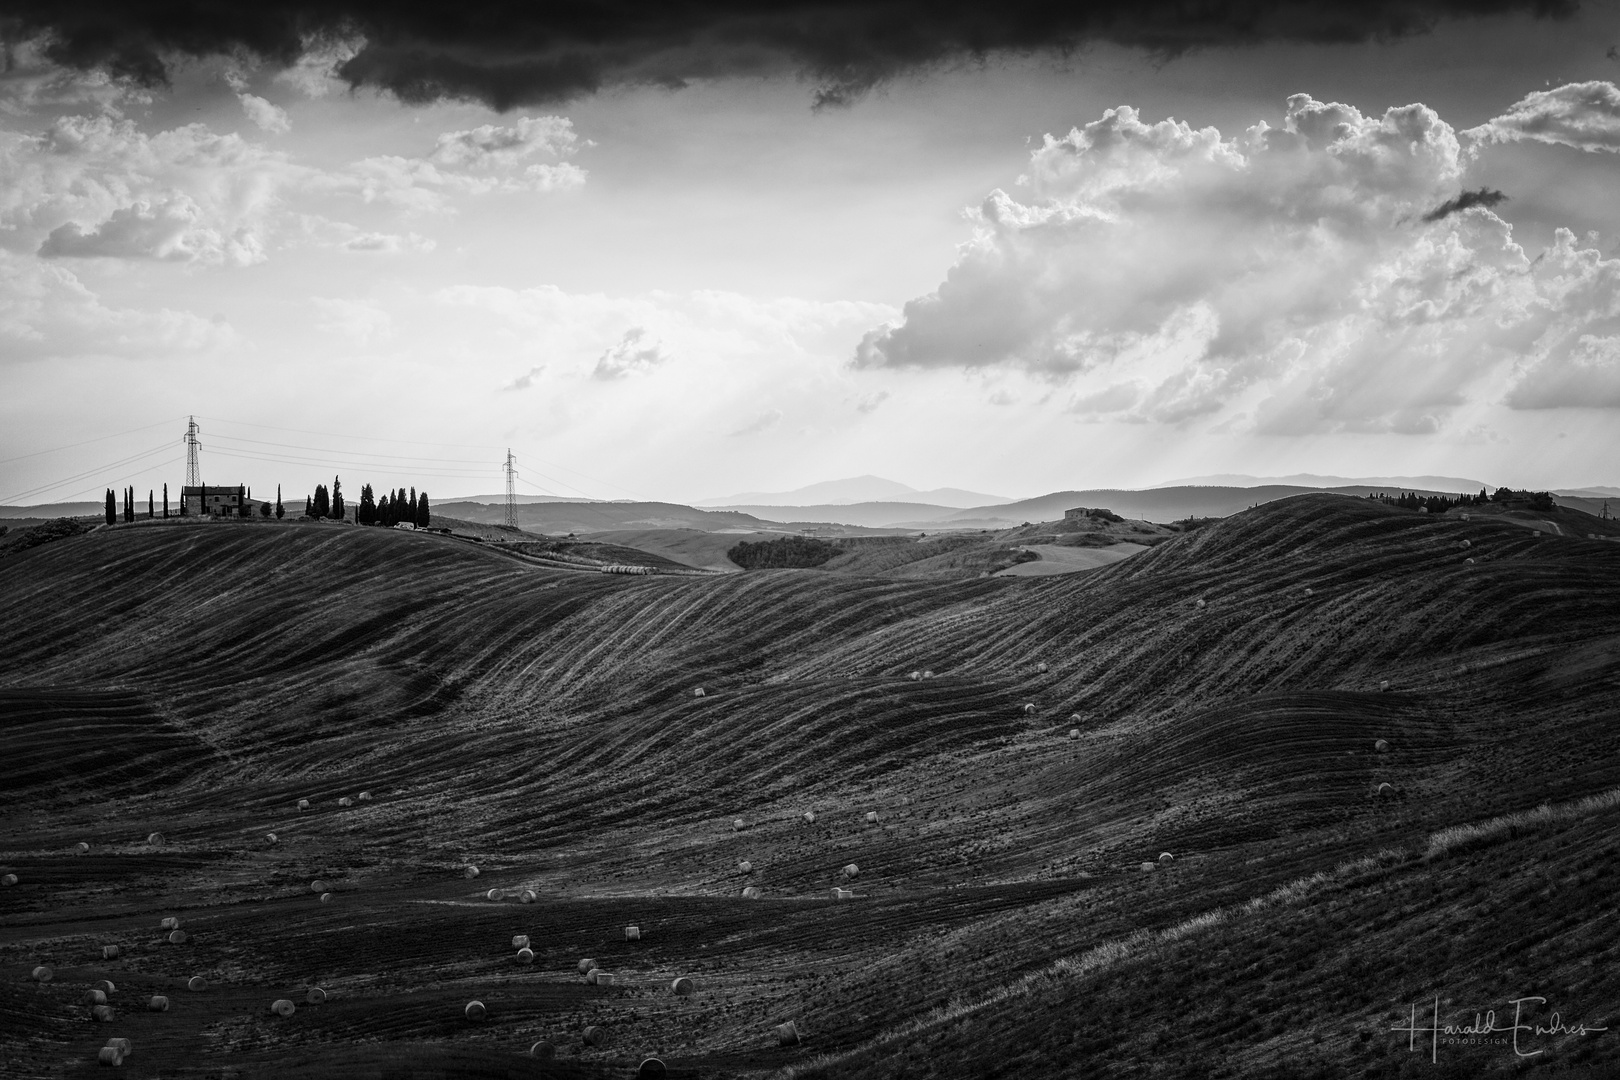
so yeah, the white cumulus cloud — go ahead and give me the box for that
[1467,81,1620,153]
[592,327,669,379]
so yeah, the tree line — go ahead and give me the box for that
[303,477,430,527]
[1369,487,1556,514]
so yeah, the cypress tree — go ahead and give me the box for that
[313,484,330,518]
[381,491,394,526]
[163,482,168,518]
[332,476,344,521]
[105,489,116,525]
[124,486,133,522]
[305,494,313,517]
[359,483,376,525]
[238,484,245,518]
[417,491,430,527]
[148,490,153,518]
[276,484,284,519]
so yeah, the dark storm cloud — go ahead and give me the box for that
[0,1,1585,110]
[1421,187,1509,221]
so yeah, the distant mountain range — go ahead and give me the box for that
[1153,473,1489,491]
[696,475,1013,508]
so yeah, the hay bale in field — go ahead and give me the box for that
[86,989,108,1005]
[1,873,16,886]
[1194,599,1205,609]
[802,810,816,824]
[464,1000,487,1021]
[582,1025,606,1047]
[1068,728,1080,740]
[297,798,309,810]
[741,886,761,899]
[1158,852,1174,866]
[1020,703,1036,716]
[1304,587,1314,596]
[1460,539,1471,548]
[733,818,746,831]
[97,1046,122,1066]
[187,976,206,992]
[831,887,853,900]
[638,1058,668,1079]
[106,1037,131,1057]
[265,833,277,845]
[337,797,353,807]
[160,917,180,930]
[271,999,296,1017]
[306,987,326,1004]
[357,791,372,802]
[167,930,187,944]
[1375,738,1390,753]
[529,1040,555,1060]
[77,842,90,854]
[671,976,694,996]
[625,925,641,941]
[1036,662,1048,673]
[513,934,530,948]
[692,687,706,698]
[464,865,480,879]
[1376,782,1394,797]
[486,888,503,901]
[92,1004,115,1021]
[776,1021,801,1046]
[590,971,616,986]
[102,945,120,960]
[319,893,331,903]
[908,670,922,681]
[310,880,326,894]
[1464,557,1475,565]
[842,863,859,879]
[31,965,52,982]
[865,811,879,824]
[98,980,116,994]
[738,860,753,874]
[516,947,535,964]
[922,670,935,679]
[577,958,597,974]
[1378,680,1390,692]
[147,995,169,1012]
[147,832,164,846]
[519,888,536,903]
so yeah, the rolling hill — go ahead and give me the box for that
[1,496,1616,1078]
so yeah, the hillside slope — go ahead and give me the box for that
[1,496,1616,1078]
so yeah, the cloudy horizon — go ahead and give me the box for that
[3,1,1619,509]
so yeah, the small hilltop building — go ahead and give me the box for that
[182,485,267,518]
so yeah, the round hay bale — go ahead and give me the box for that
[638,1058,668,1079]
[1,873,16,886]
[692,687,706,698]
[1464,557,1475,565]
[486,888,503,901]
[98,980,116,994]
[167,930,187,945]
[1158,852,1174,866]
[310,880,326,894]
[516,947,535,964]
[776,1021,801,1046]
[1376,782,1394,796]
[463,865,480,879]
[1461,513,1471,521]
[529,1040,555,1060]
[908,670,922,681]
[1194,599,1205,609]
[831,887,853,900]
[1304,587,1314,596]
[741,886,761,899]
[31,965,53,982]
[86,989,108,1005]
[76,842,90,854]
[160,917,180,930]
[306,987,326,1004]
[1378,680,1390,692]
[802,810,816,824]
[1460,539,1472,548]
[337,797,352,807]
[671,976,695,996]
[865,811,879,824]
[147,995,169,1012]
[1068,728,1080,740]
[577,958,596,974]
[271,999,296,1017]
[296,798,309,810]
[92,1004,115,1022]
[922,670,935,679]
[102,944,120,960]
[97,1046,123,1066]
[1020,703,1036,716]
[357,791,372,802]
[625,925,641,941]
[265,833,277,845]
[186,976,206,992]
[106,1037,132,1057]
[512,934,530,949]
[1036,662,1048,673]
[733,818,746,831]
[582,1025,606,1047]
[1374,738,1389,753]
[464,1000,487,1021]
[519,888,536,903]
[146,832,164,846]
[319,893,331,903]
[842,863,859,879]
[738,860,753,874]
[590,971,616,986]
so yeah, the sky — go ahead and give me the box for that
[2,1,1619,507]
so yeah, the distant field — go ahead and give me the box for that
[995,542,1148,576]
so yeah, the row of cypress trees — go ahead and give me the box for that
[302,478,430,527]
[104,486,158,524]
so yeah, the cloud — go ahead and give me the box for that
[730,408,783,436]
[238,93,291,134]
[1422,187,1506,222]
[0,1,1578,112]
[339,230,435,253]
[501,365,545,391]
[855,390,889,413]
[37,194,265,265]
[855,93,1620,428]
[1467,81,1620,152]
[592,327,669,379]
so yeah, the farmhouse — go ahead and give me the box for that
[182,485,267,518]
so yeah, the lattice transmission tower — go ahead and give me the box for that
[184,416,201,488]
[503,449,518,529]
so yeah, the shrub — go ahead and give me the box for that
[727,536,844,569]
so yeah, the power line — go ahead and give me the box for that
[0,416,186,467]
[204,445,501,479]
[0,441,177,506]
